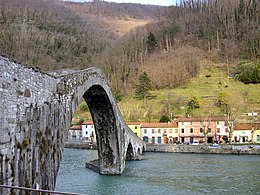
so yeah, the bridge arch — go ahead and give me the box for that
[83,85,121,174]
[0,56,145,193]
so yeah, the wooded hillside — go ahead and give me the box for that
[97,0,259,93]
[0,0,259,94]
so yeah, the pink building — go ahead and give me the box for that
[177,117,226,144]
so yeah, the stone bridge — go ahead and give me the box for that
[0,56,146,193]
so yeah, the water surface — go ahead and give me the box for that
[55,148,260,195]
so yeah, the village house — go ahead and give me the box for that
[177,117,226,144]
[68,125,82,142]
[233,123,260,143]
[82,121,96,143]
[252,123,260,143]
[141,122,178,144]
[127,122,142,138]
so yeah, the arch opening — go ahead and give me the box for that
[126,142,134,161]
[83,85,120,174]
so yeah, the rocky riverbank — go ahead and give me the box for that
[146,144,260,155]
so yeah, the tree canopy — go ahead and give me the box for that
[234,61,260,84]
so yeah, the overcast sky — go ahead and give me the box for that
[70,0,176,6]
[105,0,176,6]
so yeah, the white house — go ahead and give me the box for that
[82,121,96,143]
[68,125,82,141]
[234,123,253,143]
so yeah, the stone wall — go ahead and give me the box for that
[146,144,260,154]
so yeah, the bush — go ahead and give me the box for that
[159,115,171,122]
[234,61,260,84]
[80,102,89,112]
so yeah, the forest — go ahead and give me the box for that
[0,0,259,94]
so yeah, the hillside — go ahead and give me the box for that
[0,0,259,116]
[74,64,260,123]
[96,0,260,94]
[63,1,161,36]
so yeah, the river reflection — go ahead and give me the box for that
[55,148,260,195]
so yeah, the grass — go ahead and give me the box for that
[73,66,260,123]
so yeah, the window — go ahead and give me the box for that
[208,128,211,133]
[190,122,193,125]
[217,128,220,133]
[135,126,137,129]
[175,129,178,133]
[200,128,203,133]
[164,129,167,134]
[181,122,184,125]
[190,128,193,133]
[144,129,147,134]
[152,129,155,134]
[181,128,184,133]
[169,129,173,133]
[217,121,220,125]
[143,136,148,142]
[86,131,88,135]
[158,129,161,133]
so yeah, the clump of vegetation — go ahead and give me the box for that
[79,102,89,112]
[234,61,260,84]
[77,118,84,125]
[159,115,171,123]
[186,95,201,116]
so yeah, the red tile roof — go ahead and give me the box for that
[70,125,82,130]
[235,123,260,130]
[177,116,226,122]
[82,121,93,125]
[141,122,178,128]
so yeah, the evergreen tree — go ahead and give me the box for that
[135,71,152,102]
[147,32,157,54]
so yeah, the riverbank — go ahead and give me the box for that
[146,143,260,155]
[65,142,97,150]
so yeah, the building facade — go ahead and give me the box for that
[128,122,142,138]
[177,117,226,144]
[141,123,178,144]
[82,121,96,143]
[68,125,82,141]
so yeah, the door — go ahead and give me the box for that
[158,137,162,144]
[152,137,155,144]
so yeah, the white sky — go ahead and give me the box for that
[105,0,176,6]
[71,0,176,6]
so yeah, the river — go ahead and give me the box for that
[55,148,260,195]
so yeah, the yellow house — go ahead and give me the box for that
[252,123,260,143]
[127,122,142,138]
